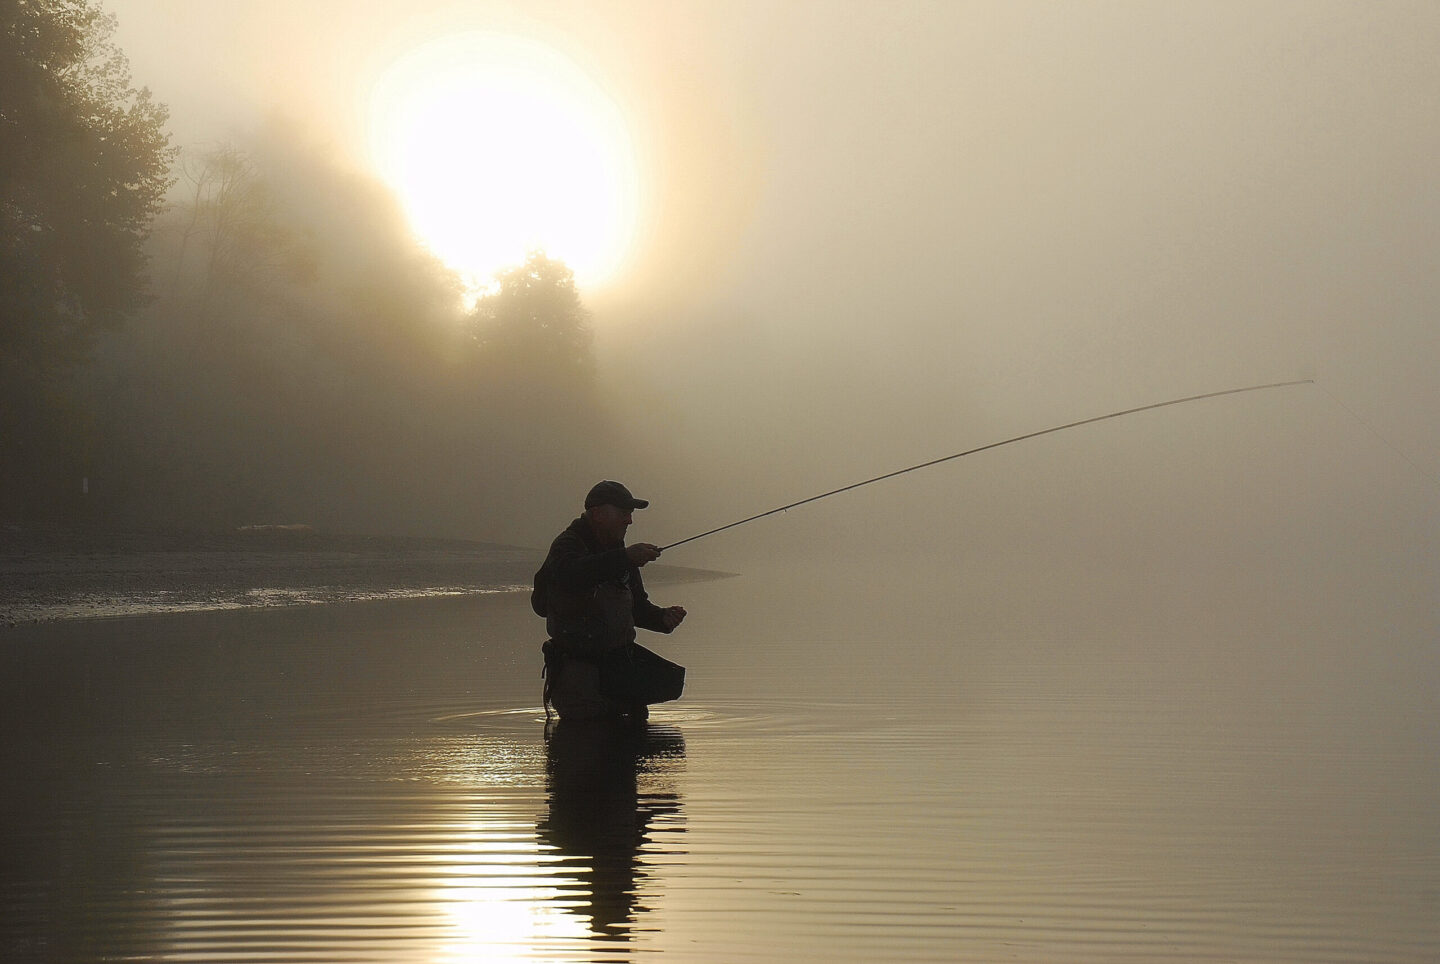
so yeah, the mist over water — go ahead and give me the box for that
[5,0,1439,959]
[4,557,1436,962]
[12,0,1422,558]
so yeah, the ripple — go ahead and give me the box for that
[432,706,551,728]
[432,699,851,736]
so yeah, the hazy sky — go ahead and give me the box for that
[106,1,1438,581]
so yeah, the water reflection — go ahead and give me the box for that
[0,596,698,962]
[11,575,1433,961]
[538,721,686,942]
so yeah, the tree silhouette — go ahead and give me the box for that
[162,145,315,314]
[470,251,594,384]
[1,0,173,364]
[1,0,174,519]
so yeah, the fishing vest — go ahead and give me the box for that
[534,520,640,654]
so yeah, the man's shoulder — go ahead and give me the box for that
[548,517,594,554]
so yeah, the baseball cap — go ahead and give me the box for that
[584,480,650,511]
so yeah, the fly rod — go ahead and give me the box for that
[660,378,1313,551]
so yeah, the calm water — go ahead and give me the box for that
[2,563,1437,962]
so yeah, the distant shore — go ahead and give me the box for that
[0,526,733,627]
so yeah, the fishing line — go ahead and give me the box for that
[1311,380,1440,491]
[660,379,1314,552]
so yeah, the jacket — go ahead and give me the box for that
[535,516,672,654]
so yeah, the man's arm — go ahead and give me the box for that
[631,567,686,633]
[548,533,664,593]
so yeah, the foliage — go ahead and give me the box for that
[1,0,175,518]
[0,0,174,363]
[0,2,627,534]
[107,136,464,529]
[162,145,316,313]
[470,251,594,385]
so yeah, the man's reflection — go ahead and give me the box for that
[538,720,686,940]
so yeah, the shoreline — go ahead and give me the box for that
[0,526,735,628]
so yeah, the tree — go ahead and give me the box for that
[1,0,174,518]
[161,145,315,314]
[1,0,174,363]
[470,251,594,385]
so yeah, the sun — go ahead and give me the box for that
[368,33,639,290]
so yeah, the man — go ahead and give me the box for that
[533,481,687,720]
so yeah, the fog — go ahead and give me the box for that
[47,1,1438,607]
[5,9,1439,957]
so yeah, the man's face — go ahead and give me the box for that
[589,504,633,545]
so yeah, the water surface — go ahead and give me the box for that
[2,566,1436,962]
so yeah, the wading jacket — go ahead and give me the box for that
[535,516,673,655]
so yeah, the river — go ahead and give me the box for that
[2,557,1436,962]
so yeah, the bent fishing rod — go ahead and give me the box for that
[660,378,1313,552]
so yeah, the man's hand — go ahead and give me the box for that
[626,543,662,566]
[661,606,687,631]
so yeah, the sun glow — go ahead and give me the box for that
[368,33,639,289]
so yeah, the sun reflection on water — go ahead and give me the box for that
[425,720,686,961]
[434,850,592,963]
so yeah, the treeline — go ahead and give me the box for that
[2,2,629,540]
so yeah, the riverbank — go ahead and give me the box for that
[0,526,732,626]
